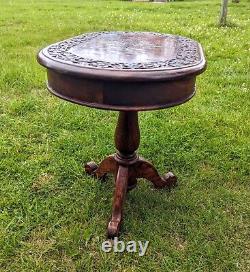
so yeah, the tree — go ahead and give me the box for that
[219,0,229,26]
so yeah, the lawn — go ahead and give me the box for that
[0,0,249,271]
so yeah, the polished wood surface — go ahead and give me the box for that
[37,31,206,238]
[38,32,206,82]
[38,31,206,111]
[85,112,177,238]
[46,69,197,111]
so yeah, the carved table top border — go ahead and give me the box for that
[41,31,203,71]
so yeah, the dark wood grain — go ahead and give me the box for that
[107,165,128,238]
[115,111,140,157]
[46,69,197,111]
[37,31,206,237]
[85,111,177,237]
[37,32,206,82]
[38,31,206,111]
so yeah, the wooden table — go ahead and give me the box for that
[37,31,206,238]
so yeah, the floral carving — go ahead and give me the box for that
[43,32,202,70]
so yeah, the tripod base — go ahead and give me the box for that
[85,154,177,238]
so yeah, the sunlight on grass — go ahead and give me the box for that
[0,0,249,271]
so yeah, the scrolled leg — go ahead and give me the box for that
[85,161,98,175]
[134,157,177,189]
[85,110,178,237]
[85,155,117,180]
[107,165,128,238]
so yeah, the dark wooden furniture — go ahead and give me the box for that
[37,32,206,238]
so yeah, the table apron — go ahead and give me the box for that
[46,69,196,111]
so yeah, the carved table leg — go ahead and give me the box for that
[107,165,128,238]
[85,155,118,179]
[133,157,177,189]
[85,111,177,237]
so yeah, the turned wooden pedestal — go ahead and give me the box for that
[37,31,206,238]
[85,111,177,237]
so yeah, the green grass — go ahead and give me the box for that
[0,0,249,271]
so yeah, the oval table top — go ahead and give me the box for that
[37,31,206,111]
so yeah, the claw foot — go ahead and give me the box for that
[85,161,98,175]
[107,220,121,238]
[156,171,177,189]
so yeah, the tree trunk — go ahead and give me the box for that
[219,0,229,26]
